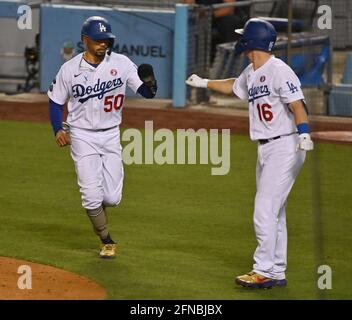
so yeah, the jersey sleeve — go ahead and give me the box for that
[232,70,248,100]
[47,65,70,105]
[125,59,143,94]
[275,66,305,104]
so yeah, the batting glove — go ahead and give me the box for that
[297,133,314,151]
[186,74,209,88]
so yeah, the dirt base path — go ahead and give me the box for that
[0,256,107,300]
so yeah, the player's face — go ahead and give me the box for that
[84,36,110,58]
[244,50,253,61]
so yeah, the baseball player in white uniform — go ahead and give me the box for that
[186,18,314,288]
[48,16,157,259]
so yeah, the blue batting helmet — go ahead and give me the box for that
[234,18,277,55]
[81,16,115,54]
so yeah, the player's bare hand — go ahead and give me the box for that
[186,74,208,88]
[55,129,71,147]
[296,133,314,151]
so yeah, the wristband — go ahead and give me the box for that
[297,123,310,135]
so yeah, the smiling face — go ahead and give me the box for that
[82,35,110,62]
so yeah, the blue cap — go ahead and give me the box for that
[234,18,277,55]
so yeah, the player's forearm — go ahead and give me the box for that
[49,98,64,135]
[290,100,309,126]
[290,100,313,149]
[207,78,236,95]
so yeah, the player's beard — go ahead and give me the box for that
[95,48,106,59]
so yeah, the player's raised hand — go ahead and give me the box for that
[137,63,157,98]
[138,64,156,86]
[297,133,314,151]
[186,74,208,88]
[55,129,71,147]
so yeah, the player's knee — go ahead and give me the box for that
[82,189,103,210]
[103,192,122,207]
[83,200,102,210]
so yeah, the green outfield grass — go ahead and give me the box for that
[0,120,351,299]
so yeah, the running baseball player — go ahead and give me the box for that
[186,18,314,288]
[48,16,157,259]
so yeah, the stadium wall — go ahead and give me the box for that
[40,4,175,99]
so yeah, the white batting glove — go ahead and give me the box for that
[297,133,314,151]
[185,74,209,88]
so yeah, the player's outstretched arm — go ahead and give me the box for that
[290,100,314,151]
[186,74,236,95]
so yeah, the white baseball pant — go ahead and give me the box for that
[70,126,124,210]
[252,134,306,280]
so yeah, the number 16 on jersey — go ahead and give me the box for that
[257,103,273,122]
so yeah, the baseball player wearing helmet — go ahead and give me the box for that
[48,16,157,259]
[186,18,314,288]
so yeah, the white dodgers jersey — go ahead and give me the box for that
[233,56,305,140]
[47,52,143,130]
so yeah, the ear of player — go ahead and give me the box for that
[138,64,158,97]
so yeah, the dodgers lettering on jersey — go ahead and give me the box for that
[72,77,124,103]
[233,56,305,140]
[47,52,143,130]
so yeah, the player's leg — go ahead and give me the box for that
[90,127,123,259]
[236,148,280,288]
[252,135,305,280]
[101,127,124,208]
[272,138,306,280]
[251,162,279,279]
[237,201,290,288]
[72,152,104,210]
[271,201,287,281]
[70,128,116,258]
[256,149,264,190]
[102,155,124,208]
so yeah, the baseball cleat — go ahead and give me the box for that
[235,271,287,289]
[99,243,117,259]
[274,278,288,287]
